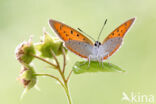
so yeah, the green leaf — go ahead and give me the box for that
[73,61,125,74]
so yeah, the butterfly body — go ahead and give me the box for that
[83,41,107,61]
[49,18,135,62]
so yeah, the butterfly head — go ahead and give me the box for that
[94,41,101,47]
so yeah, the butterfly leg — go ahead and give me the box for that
[87,55,91,69]
[80,55,91,69]
[100,57,104,68]
[98,56,103,68]
[96,55,100,68]
[96,55,101,69]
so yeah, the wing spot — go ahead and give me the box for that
[77,34,79,37]
[71,30,73,34]
[83,38,85,40]
[66,34,69,36]
[118,34,120,36]
[117,29,119,32]
[60,25,62,30]
[121,30,123,32]
[112,33,114,35]
[64,31,66,33]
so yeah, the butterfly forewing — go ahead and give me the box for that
[103,18,135,42]
[49,19,93,45]
[102,18,135,59]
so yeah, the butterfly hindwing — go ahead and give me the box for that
[99,37,122,60]
[65,40,93,58]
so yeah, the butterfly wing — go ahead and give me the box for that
[101,18,135,60]
[65,40,93,58]
[99,37,122,59]
[49,19,94,58]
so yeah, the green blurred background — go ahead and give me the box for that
[0,0,156,104]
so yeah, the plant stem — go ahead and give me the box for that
[64,83,72,104]
[62,48,66,73]
[66,70,73,83]
[50,49,72,104]
[35,73,72,104]
[31,54,57,68]
[50,49,67,82]
[60,71,72,104]
[32,50,73,104]
[34,74,65,88]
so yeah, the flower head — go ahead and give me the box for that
[15,37,35,64]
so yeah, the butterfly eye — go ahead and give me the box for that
[94,43,97,46]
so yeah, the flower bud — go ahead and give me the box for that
[35,31,67,58]
[18,65,37,90]
[15,37,36,64]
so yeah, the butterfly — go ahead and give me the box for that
[49,18,135,62]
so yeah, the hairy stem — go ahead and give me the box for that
[31,54,57,68]
[32,50,72,104]
[34,74,65,88]
[64,83,72,104]
[66,70,73,83]
[62,48,66,73]
[50,49,72,104]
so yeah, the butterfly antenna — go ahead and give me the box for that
[97,19,107,41]
[77,28,96,42]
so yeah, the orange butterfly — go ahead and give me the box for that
[49,18,135,62]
